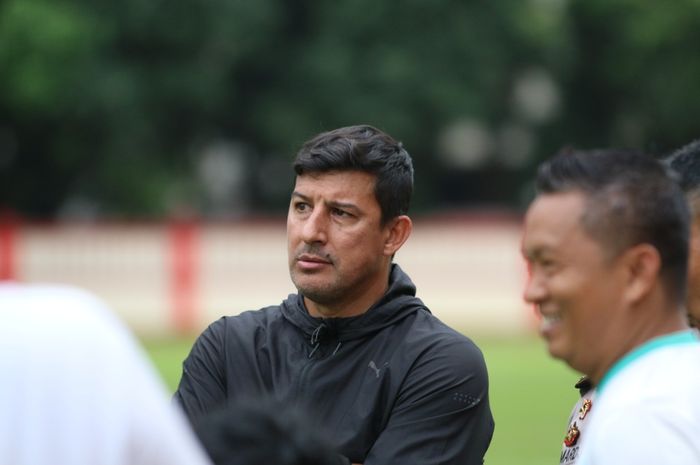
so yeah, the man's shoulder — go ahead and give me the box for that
[408,309,479,344]
[392,310,491,405]
[591,344,700,436]
[400,310,487,369]
[603,341,700,398]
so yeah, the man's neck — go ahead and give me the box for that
[590,309,689,385]
[305,286,388,318]
[305,272,392,318]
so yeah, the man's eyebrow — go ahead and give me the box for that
[327,200,361,212]
[290,192,362,213]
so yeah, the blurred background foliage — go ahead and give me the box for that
[2,0,700,219]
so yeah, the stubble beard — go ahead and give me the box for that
[288,243,346,306]
[290,267,347,306]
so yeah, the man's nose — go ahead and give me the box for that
[523,272,547,304]
[301,208,328,244]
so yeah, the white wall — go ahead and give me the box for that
[5,218,533,336]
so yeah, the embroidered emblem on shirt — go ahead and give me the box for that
[563,422,580,447]
[578,399,592,420]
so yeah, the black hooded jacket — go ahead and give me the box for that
[175,264,494,464]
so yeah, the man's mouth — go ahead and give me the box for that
[539,311,562,335]
[297,253,331,264]
[296,253,332,271]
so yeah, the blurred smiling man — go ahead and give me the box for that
[176,125,494,465]
[522,149,700,464]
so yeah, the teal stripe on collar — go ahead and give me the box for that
[597,330,700,394]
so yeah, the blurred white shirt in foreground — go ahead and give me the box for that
[0,282,212,465]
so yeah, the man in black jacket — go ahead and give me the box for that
[175,124,494,465]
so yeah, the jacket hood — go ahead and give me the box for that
[280,263,428,345]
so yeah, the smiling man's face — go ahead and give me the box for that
[522,190,627,378]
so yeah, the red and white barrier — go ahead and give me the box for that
[0,217,533,336]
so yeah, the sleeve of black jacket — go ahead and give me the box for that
[173,318,229,420]
[364,335,494,465]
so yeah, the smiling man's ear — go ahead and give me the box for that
[620,243,662,305]
[383,215,412,257]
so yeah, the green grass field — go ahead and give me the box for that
[142,334,579,465]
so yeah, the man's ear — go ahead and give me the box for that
[383,215,412,257]
[621,243,662,305]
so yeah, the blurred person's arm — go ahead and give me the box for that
[0,283,212,465]
[123,323,213,465]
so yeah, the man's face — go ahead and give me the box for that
[685,217,700,327]
[287,170,393,317]
[521,191,627,377]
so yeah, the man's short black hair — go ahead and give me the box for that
[664,139,700,215]
[535,147,690,305]
[293,125,414,225]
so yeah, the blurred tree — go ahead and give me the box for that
[1,0,699,218]
[553,0,700,151]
